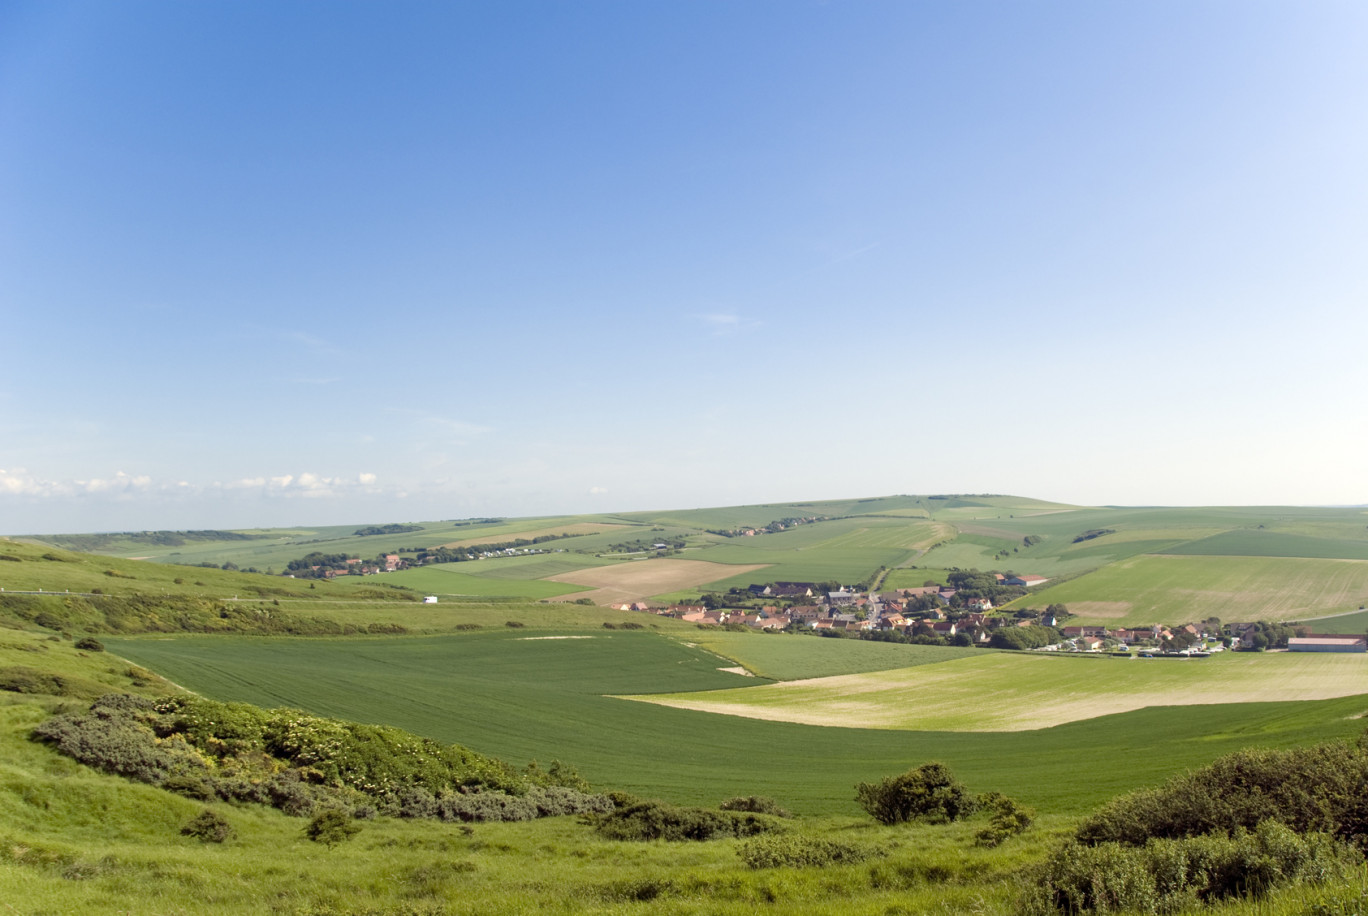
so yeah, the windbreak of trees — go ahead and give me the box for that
[989,626,1063,650]
[706,516,829,537]
[945,569,1027,607]
[353,524,423,537]
[415,532,586,565]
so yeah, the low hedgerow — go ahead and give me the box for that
[1023,822,1363,915]
[737,834,883,869]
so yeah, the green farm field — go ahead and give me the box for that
[1024,554,1368,625]
[680,630,981,680]
[333,565,593,599]
[1160,529,1368,560]
[106,630,1368,816]
[631,650,1368,731]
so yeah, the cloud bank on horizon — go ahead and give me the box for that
[2,1,1366,533]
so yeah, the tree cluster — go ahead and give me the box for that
[353,524,424,537]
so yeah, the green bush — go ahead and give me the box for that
[74,636,105,652]
[181,809,234,843]
[592,799,783,842]
[304,809,361,846]
[975,792,1034,847]
[737,834,881,869]
[855,762,977,825]
[719,795,791,818]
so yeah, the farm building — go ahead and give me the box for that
[1288,636,1367,653]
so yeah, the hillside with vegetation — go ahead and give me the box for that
[4,496,1368,913]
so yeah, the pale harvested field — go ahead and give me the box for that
[545,558,768,606]
[622,651,1368,732]
[438,522,629,549]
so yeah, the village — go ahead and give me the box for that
[611,577,1368,656]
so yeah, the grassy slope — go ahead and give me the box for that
[4,535,1368,914]
[0,679,1085,916]
[106,631,1368,817]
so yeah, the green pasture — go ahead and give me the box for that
[1302,607,1368,634]
[693,517,880,551]
[1023,554,1368,626]
[688,546,908,591]
[678,630,980,680]
[332,566,592,600]
[461,554,621,580]
[1161,529,1368,560]
[879,568,952,590]
[633,650,1368,732]
[0,539,341,600]
[107,631,1368,817]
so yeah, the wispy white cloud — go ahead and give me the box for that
[693,313,760,336]
[0,468,152,498]
[283,331,345,356]
[0,469,385,503]
[220,471,384,499]
[588,486,609,495]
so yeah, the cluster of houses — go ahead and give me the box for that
[610,582,1368,654]
[611,581,1065,645]
[310,554,406,578]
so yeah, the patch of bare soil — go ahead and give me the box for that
[544,558,768,606]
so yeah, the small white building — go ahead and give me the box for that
[423,596,439,604]
[1288,636,1366,653]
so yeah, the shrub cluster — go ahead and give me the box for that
[32,694,611,824]
[1074,740,1368,851]
[856,762,977,825]
[1024,822,1361,915]
[591,796,784,842]
[975,791,1034,847]
[718,796,791,818]
[737,834,882,869]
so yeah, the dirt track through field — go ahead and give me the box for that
[545,558,768,606]
[622,651,1368,732]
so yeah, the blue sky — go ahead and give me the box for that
[2,1,1366,533]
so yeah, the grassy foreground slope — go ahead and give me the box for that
[107,630,1368,817]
